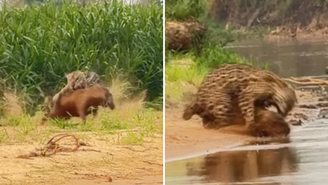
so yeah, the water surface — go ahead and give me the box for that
[166,119,328,185]
[227,38,328,77]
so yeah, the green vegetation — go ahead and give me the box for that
[0,108,162,145]
[0,79,163,145]
[165,0,206,21]
[0,109,162,145]
[0,0,163,113]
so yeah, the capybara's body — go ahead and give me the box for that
[248,109,291,137]
[48,70,101,112]
[199,107,290,137]
[41,84,115,124]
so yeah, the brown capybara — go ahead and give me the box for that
[198,108,290,137]
[40,84,115,125]
[248,109,291,137]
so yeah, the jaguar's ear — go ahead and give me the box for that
[65,72,73,79]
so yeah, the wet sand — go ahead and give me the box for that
[165,91,319,162]
[165,88,328,184]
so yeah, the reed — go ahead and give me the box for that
[0,0,163,112]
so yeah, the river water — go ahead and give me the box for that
[165,38,328,185]
[227,38,328,77]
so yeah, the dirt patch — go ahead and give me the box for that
[165,90,321,161]
[0,130,163,185]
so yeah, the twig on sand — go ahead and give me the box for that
[143,160,162,166]
[16,133,96,159]
[74,172,113,182]
[121,146,152,152]
[298,102,328,109]
[284,77,328,86]
[1,176,12,184]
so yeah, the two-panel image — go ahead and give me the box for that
[0,0,326,184]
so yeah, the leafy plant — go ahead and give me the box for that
[0,0,163,113]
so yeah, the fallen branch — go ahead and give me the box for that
[16,133,93,159]
[284,77,328,86]
[74,172,113,182]
[121,146,152,152]
[298,102,328,109]
[143,160,162,166]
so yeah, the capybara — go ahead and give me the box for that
[198,108,290,137]
[40,84,115,125]
[248,109,291,137]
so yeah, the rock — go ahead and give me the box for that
[165,21,207,52]
[289,119,303,126]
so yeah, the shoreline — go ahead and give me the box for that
[165,90,320,162]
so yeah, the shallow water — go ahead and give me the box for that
[227,38,328,77]
[165,38,328,185]
[165,119,328,185]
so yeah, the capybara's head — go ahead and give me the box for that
[105,92,115,110]
[249,109,290,137]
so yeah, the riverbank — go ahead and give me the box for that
[208,0,328,40]
[165,90,319,161]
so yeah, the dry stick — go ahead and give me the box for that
[284,78,328,85]
[17,133,85,159]
[143,160,162,166]
[50,134,80,152]
[122,146,152,152]
[38,133,80,156]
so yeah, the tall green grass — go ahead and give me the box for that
[165,0,251,70]
[165,0,206,21]
[0,1,163,113]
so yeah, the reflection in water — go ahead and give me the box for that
[186,142,299,184]
[166,118,328,185]
[228,39,328,77]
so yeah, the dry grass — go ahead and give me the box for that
[0,78,163,145]
[165,58,207,104]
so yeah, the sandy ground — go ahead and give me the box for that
[165,91,320,161]
[0,129,163,185]
[165,107,252,161]
[0,87,164,185]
